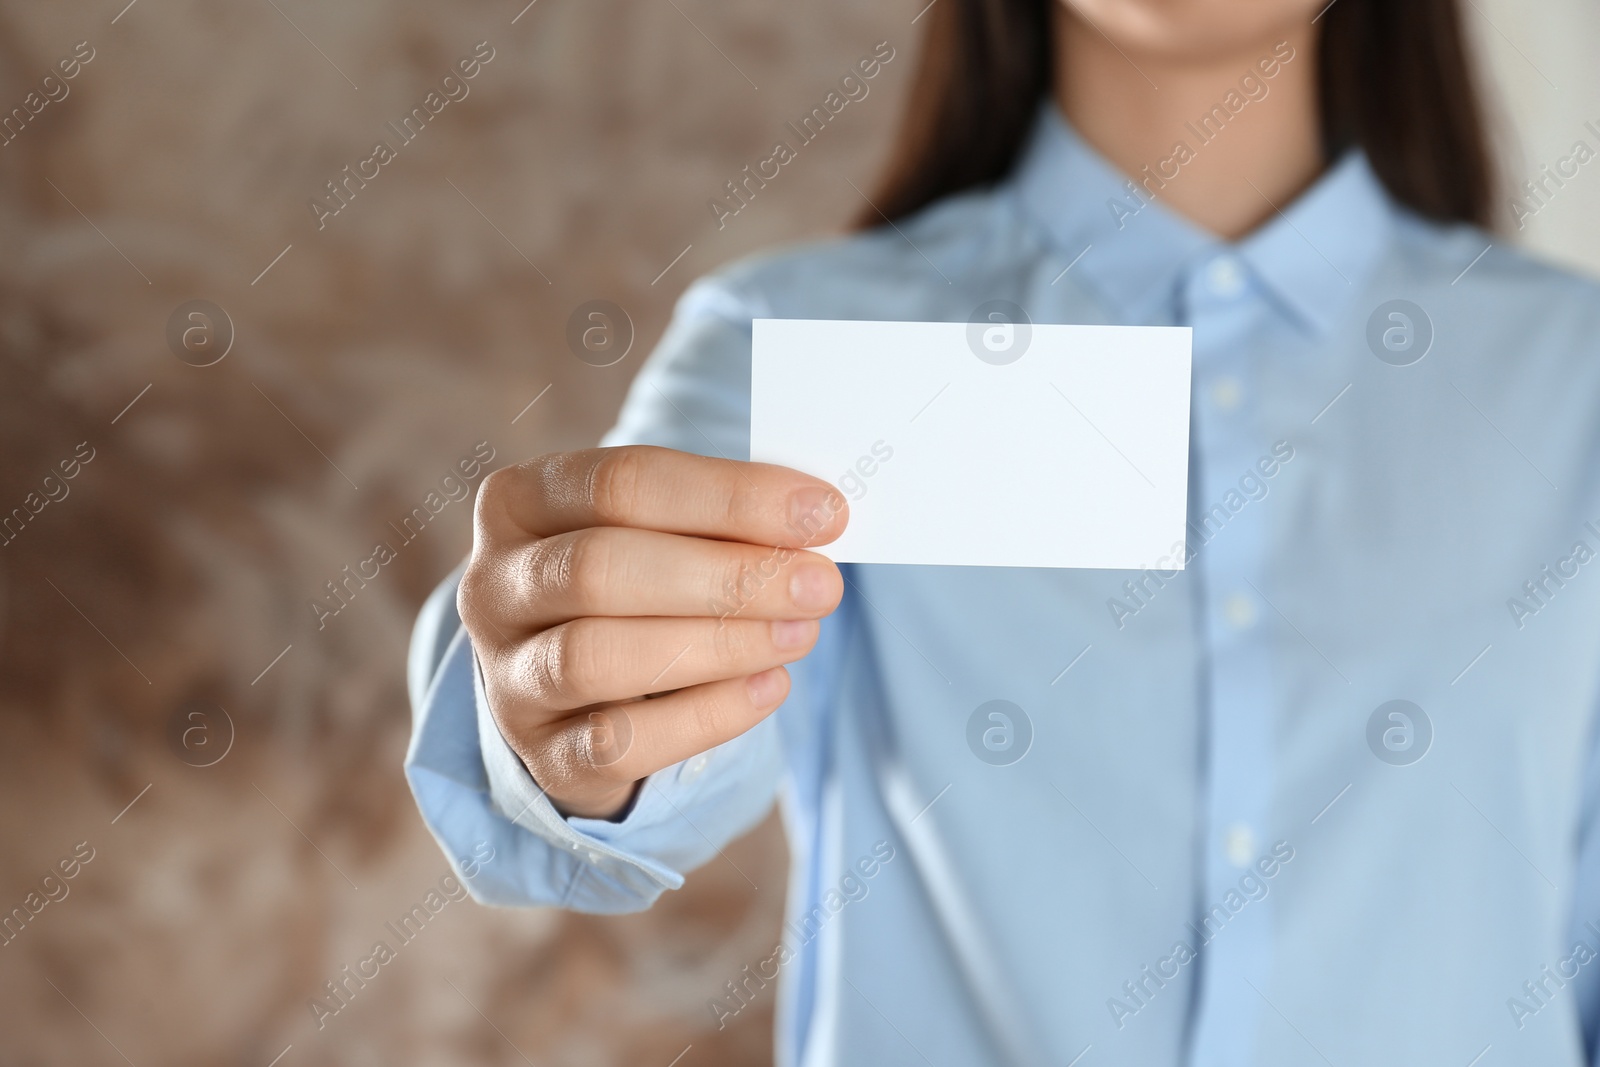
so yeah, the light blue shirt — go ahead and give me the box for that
[405,106,1600,1067]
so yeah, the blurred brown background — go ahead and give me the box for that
[0,1,1593,1064]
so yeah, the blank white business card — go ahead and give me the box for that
[750,318,1191,569]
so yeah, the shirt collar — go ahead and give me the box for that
[1008,104,1394,335]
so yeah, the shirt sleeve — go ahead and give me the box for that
[403,272,791,914]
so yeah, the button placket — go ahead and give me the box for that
[1182,261,1277,1067]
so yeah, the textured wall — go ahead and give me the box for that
[0,2,904,1063]
[0,0,1592,1064]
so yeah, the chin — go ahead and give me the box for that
[1056,0,1324,59]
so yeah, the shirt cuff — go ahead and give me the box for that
[405,570,781,914]
[471,643,779,911]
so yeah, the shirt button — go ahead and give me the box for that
[682,753,710,783]
[587,850,603,865]
[1222,593,1257,629]
[1205,255,1246,298]
[1224,824,1256,868]
[1210,377,1242,412]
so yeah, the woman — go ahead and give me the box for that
[407,1,1600,1063]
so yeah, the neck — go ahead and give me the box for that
[1053,16,1325,240]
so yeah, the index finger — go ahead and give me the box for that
[476,445,849,548]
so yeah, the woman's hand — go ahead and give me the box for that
[459,445,848,820]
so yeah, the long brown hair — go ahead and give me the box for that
[859,0,1495,230]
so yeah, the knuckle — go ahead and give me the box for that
[523,627,576,706]
[523,532,583,605]
[479,656,538,745]
[520,739,582,796]
[712,549,768,617]
[455,567,481,632]
[721,478,762,530]
[711,551,745,606]
[709,618,752,666]
[551,621,610,705]
[476,452,569,532]
[456,560,500,643]
[561,529,616,606]
[587,448,648,526]
[586,743,636,787]
[527,715,630,790]
[473,463,517,523]
[524,531,624,614]
[520,536,561,598]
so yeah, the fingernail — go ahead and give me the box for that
[771,619,817,651]
[788,488,842,541]
[747,667,786,709]
[789,564,834,611]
